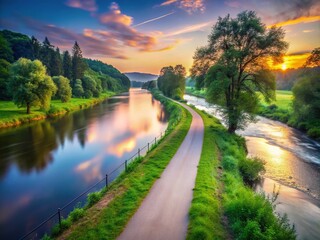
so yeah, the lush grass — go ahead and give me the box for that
[187,110,227,239]
[192,108,296,240]
[258,90,292,110]
[0,92,115,128]
[53,91,192,239]
[185,86,206,98]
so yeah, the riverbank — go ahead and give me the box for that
[185,87,320,140]
[187,107,295,239]
[0,91,116,129]
[49,91,193,239]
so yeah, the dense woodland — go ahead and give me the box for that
[0,29,130,113]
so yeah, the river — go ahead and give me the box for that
[0,89,168,239]
[185,94,320,240]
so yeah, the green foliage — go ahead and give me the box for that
[72,41,86,80]
[0,29,34,61]
[192,11,288,133]
[0,34,14,62]
[8,58,57,114]
[73,79,84,97]
[141,80,157,90]
[87,192,101,207]
[157,65,186,99]
[50,48,63,76]
[0,59,11,100]
[304,47,320,68]
[238,157,265,184]
[69,208,85,222]
[85,58,130,90]
[52,76,72,102]
[62,50,72,80]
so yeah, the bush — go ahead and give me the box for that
[307,127,320,139]
[87,192,101,207]
[69,208,85,222]
[222,155,237,171]
[238,157,265,185]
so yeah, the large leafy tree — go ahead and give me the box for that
[8,58,57,114]
[52,76,72,102]
[192,11,288,133]
[304,47,320,68]
[157,65,186,99]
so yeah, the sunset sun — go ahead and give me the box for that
[281,63,287,71]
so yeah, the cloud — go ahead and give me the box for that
[303,29,314,33]
[65,0,97,12]
[98,2,178,52]
[133,11,175,28]
[164,21,211,37]
[224,1,241,8]
[159,0,205,14]
[23,18,127,59]
[268,15,320,28]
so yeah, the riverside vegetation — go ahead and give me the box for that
[41,90,192,239]
[0,30,130,128]
[187,108,295,239]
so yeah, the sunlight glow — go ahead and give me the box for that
[281,63,287,71]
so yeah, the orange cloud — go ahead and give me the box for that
[100,2,132,26]
[268,15,320,28]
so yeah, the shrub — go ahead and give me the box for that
[69,208,85,222]
[307,127,320,139]
[87,192,101,207]
[238,157,265,185]
[222,155,237,171]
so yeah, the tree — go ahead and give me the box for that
[31,36,41,60]
[157,65,186,99]
[52,76,72,102]
[304,47,320,68]
[82,75,98,98]
[50,47,62,76]
[40,37,55,75]
[0,35,14,62]
[0,59,11,100]
[192,11,288,133]
[72,41,86,82]
[73,79,84,97]
[62,50,72,80]
[8,58,57,114]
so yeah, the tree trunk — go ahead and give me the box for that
[228,123,237,134]
[26,104,30,114]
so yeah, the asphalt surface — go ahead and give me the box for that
[118,103,204,240]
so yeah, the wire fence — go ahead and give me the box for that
[20,130,168,240]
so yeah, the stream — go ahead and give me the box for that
[185,94,320,240]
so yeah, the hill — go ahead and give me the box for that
[124,72,158,82]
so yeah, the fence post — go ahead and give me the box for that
[106,174,108,187]
[58,208,61,227]
[148,143,149,152]
[138,148,140,158]
[125,160,128,172]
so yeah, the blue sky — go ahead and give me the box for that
[0,0,319,73]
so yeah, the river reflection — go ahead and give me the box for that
[0,89,168,239]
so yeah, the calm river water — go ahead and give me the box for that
[185,94,320,240]
[0,89,168,239]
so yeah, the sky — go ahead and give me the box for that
[0,0,319,74]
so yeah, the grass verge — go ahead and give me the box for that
[190,107,296,239]
[50,91,192,239]
[0,91,115,128]
[187,109,227,239]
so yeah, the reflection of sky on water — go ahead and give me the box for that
[184,95,320,199]
[0,89,168,239]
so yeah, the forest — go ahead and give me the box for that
[0,29,130,114]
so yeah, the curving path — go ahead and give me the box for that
[118,103,204,240]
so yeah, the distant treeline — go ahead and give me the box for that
[0,29,130,102]
[274,67,320,90]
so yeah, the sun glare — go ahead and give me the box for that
[281,63,287,71]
